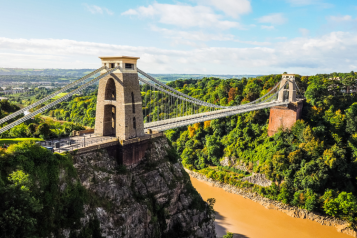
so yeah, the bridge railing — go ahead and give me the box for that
[52,135,116,153]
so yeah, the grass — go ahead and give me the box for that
[52,92,68,100]
[0,138,43,146]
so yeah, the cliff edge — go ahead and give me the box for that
[68,137,216,238]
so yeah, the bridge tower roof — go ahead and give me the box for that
[99,56,140,61]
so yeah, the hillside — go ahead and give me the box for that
[165,71,357,226]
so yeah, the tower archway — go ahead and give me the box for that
[103,105,116,136]
[283,82,290,102]
[105,78,116,100]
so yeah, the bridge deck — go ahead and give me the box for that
[144,101,288,132]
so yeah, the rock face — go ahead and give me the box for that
[241,173,272,187]
[69,137,216,238]
[220,157,272,187]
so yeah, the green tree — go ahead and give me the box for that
[35,123,51,139]
[223,232,234,238]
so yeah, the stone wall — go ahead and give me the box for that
[267,101,303,136]
[186,169,357,237]
[63,137,216,238]
[220,157,272,187]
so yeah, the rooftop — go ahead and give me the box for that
[99,56,140,60]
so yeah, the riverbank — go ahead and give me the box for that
[187,169,357,237]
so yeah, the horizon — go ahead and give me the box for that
[1,0,357,75]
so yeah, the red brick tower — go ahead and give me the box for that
[267,74,303,136]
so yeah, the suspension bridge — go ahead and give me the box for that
[0,56,303,154]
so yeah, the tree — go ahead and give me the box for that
[26,123,37,137]
[228,87,238,103]
[35,123,51,139]
[223,232,234,238]
[345,103,357,135]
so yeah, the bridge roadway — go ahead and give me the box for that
[144,100,288,132]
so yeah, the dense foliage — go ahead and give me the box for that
[0,141,98,238]
[45,90,97,128]
[166,72,357,224]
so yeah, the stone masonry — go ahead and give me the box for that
[94,56,145,141]
[278,74,297,102]
[267,101,303,136]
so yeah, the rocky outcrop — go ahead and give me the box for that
[61,137,216,238]
[220,157,272,187]
[186,169,357,237]
[241,173,272,187]
[220,157,250,172]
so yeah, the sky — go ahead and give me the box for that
[0,0,357,75]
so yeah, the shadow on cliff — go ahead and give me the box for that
[215,212,249,238]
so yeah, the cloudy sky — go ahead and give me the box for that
[0,0,357,74]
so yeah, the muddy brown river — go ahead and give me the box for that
[190,176,352,238]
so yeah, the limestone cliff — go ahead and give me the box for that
[67,137,216,238]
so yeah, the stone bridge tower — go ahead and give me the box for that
[277,74,297,102]
[94,56,145,141]
[268,74,303,136]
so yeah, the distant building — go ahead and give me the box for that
[38,86,55,89]
[329,77,340,80]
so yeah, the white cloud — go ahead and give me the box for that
[84,4,113,15]
[151,26,235,41]
[261,25,275,30]
[257,13,287,25]
[328,15,353,22]
[1,31,357,74]
[196,0,252,18]
[122,3,242,29]
[299,28,310,36]
[121,9,137,15]
[151,26,270,46]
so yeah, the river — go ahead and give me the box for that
[190,176,352,238]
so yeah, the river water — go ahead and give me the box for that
[190,176,352,238]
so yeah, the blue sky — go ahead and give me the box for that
[0,0,357,74]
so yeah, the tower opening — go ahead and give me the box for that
[283,82,290,102]
[105,78,116,100]
[103,105,116,136]
[131,92,135,113]
[125,63,134,69]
